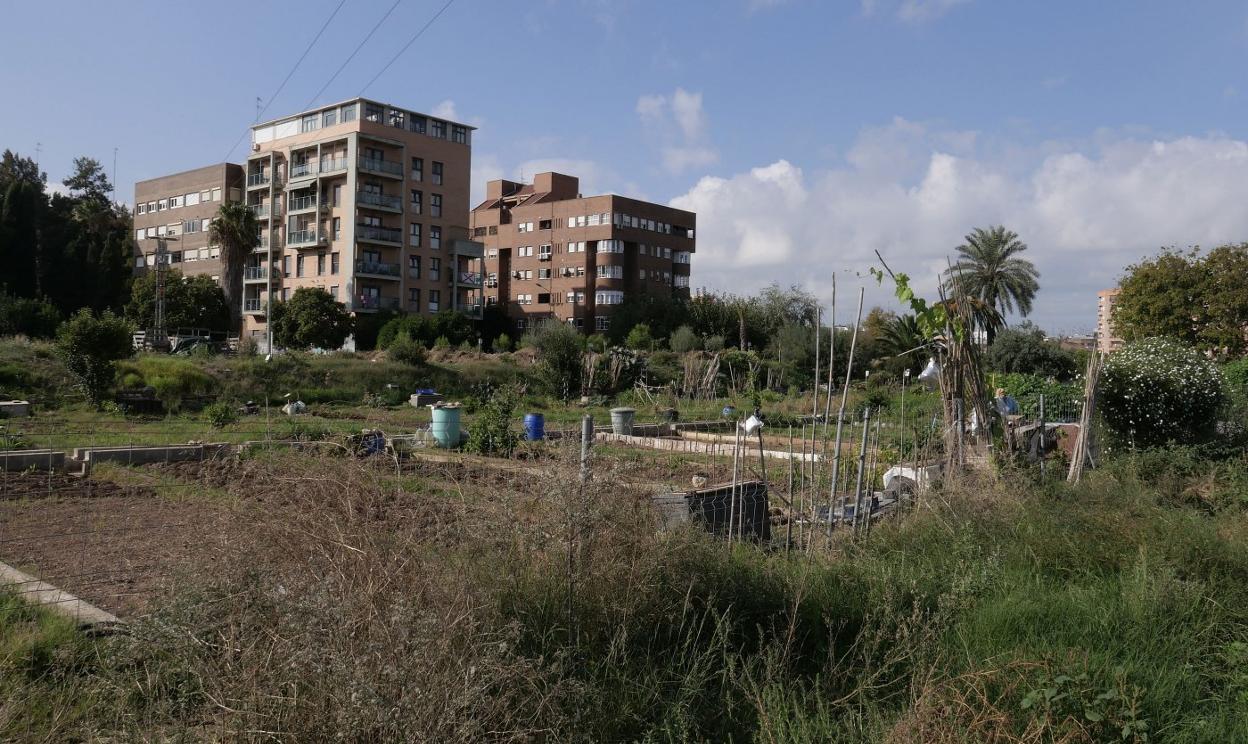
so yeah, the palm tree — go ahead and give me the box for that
[209,201,258,331]
[945,226,1039,345]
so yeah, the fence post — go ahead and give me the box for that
[580,414,593,483]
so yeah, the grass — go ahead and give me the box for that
[4,446,1248,740]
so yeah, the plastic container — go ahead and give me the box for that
[722,405,736,418]
[430,404,462,448]
[523,413,546,441]
[610,407,636,435]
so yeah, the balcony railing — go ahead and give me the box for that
[243,299,263,313]
[246,172,271,187]
[356,191,402,210]
[355,259,400,277]
[288,194,319,212]
[320,157,348,174]
[243,266,268,280]
[457,271,483,287]
[356,224,401,244]
[288,229,319,246]
[354,295,401,311]
[358,157,403,177]
[288,162,317,179]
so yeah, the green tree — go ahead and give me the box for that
[62,156,112,201]
[608,289,689,344]
[270,288,352,350]
[56,308,133,406]
[0,292,60,338]
[985,322,1077,381]
[527,320,584,398]
[1199,245,1248,354]
[876,314,928,376]
[1112,248,1205,347]
[669,325,700,353]
[208,201,258,330]
[0,177,45,297]
[624,322,654,350]
[0,149,45,191]
[125,270,231,331]
[946,226,1040,345]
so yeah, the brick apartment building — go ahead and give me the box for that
[470,172,695,335]
[132,164,244,280]
[1096,288,1123,354]
[133,98,484,347]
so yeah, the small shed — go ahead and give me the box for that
[652,480,771,541]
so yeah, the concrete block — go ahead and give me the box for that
[0,449,65,472]
[0,400,31,418]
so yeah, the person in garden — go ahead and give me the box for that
[994,387,1020,416]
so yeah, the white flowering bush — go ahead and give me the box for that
[1100,337,1225,447]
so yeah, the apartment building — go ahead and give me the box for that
[1096,288,1123,354]
[133,164,244,280]
[471,172,695,334]
[241,97,483,342]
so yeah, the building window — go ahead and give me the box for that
[212,188,222,201]
[596,265,622,279]
[539,219,552,230]
[410,222,422,247]
[410,157,423,181]
[301,114,319,133]
[410,189,422,214]
[389,108,405,128]
[333,217,341,240]
[452,125,468,144]
[185,192,200,207]
[157,199,167,211]
[365,102,383,122]
[296,255,305,277]
[332,183,342,206]
[537,268,551,279]
[317,252,326,275]
[430,120,446,139]
[342,103,356,121]
[538,244,552,260]
[148,201,157,212]
[429,225,441,250]
[408,255,421,279]
[429,257,441,281]
[323,109,337,127]
[431,161,443,185]
[331,252,340,274]
[516,318,527,331]
[282,256,290,277]
[517,221,532,233]
[595,316,610,331]
[597,239,624,253]
[595,290,624,305]
[430,193,442,218]
[330,285,338,299]
[428,289,440,312]
[409,287,420,308]
[409,115,426,134]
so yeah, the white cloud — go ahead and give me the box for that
[863,0,971,22]
[431,99,457,120]
[670,120,1248,333]
[637,88,719,174]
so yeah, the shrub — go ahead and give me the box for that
[585,333,609,353]
[203,401,239,429]
[465,386,519,457]
[528,321,584,398]
[669,325,700,353]
[115,356,216,412]
[0,292,60,339]
[986,323,1078,381]
[271,288,353,350]
[56,309,133,407]
[624,323,654,351]
[494,333,513,353]
[1100,337,1225,447]
[704,335,726,353]
[387,331,427,366]
[432,335,451,350]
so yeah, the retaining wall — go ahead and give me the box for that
[0,449,66,472]
[72,443,230,467]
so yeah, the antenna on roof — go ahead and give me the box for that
[255,97,263,122]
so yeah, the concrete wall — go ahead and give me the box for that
[0,449,65,472]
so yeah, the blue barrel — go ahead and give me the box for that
[430,405,462,448]
[523,413,545,441]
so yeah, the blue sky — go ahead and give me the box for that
[4,0,1248,332]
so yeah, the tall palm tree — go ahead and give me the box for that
[209,201,258,331]
[945,225,1039,345]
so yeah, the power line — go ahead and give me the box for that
[360,0,458,95]
[223,0,350,161]
[304,0,403,110]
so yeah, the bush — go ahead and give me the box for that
[528,321,584,398]
[585,333,609,353]
[465,386,519,456]
[669,325,700,354]
[986,323,1078,381]
[115,356,217,412]
[271,288,353,351]
[203,401,239,429]
[387,331,427,366]
[56,309,133,407]
[432,335,451,350]
[494,333,513,353]
[1100,337,1225,447]
[0,292,60,339]
[704,334,726,353]
[624,323,654,351]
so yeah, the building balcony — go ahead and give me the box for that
[456,271,483,288]
[288,194,323,214]
[243,266,269,282]
[287,229,323,248]
[243,299,264,314]
[355,259,401,279]
[246,172,271,189]
[353,295,401,312]
[356,191,402,212]
[250,202,282,219]
[320,157,348,175]
[356,224,402,246]
[358,157,403,178]
[457,302,483,319]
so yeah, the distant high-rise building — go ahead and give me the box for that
[132,164,244,281]
[1096,288,1123,353]
[471,172,695,335]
